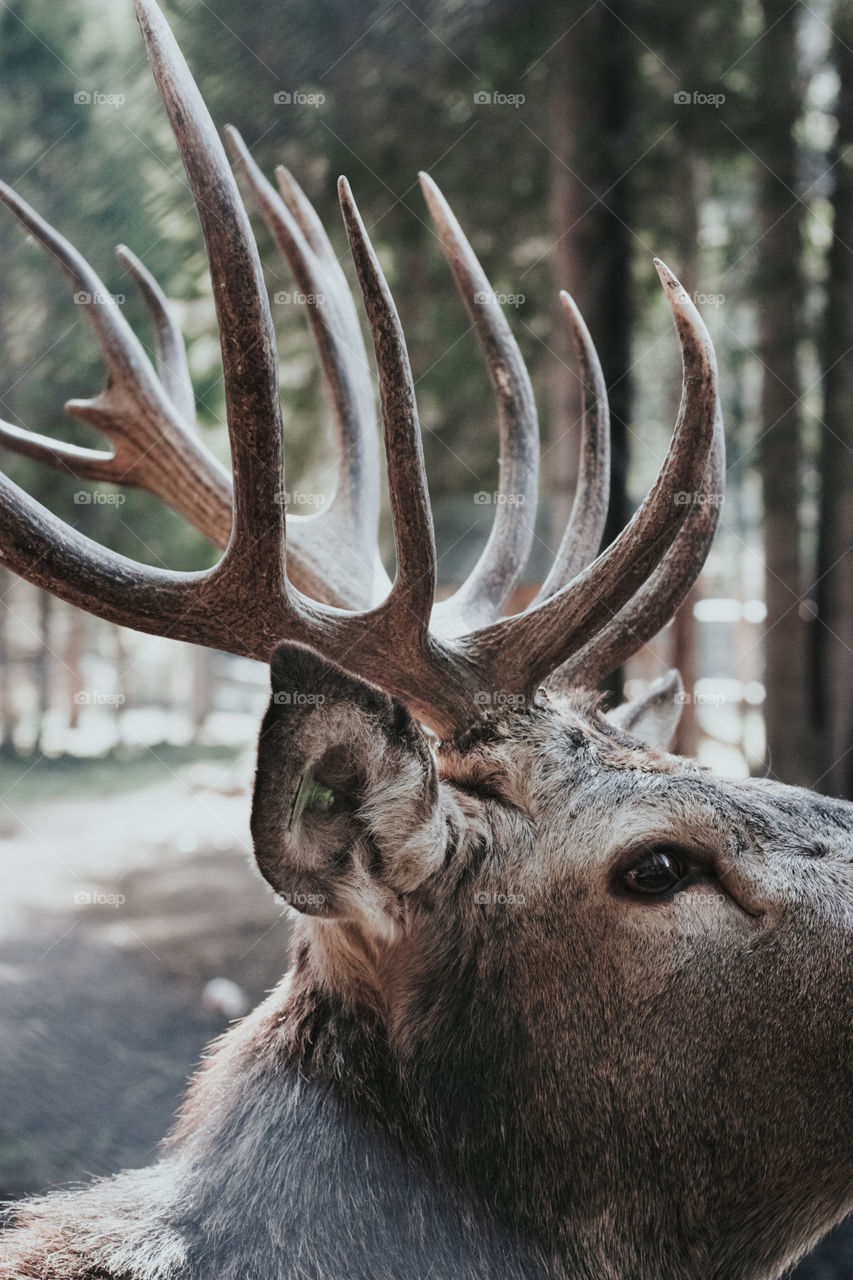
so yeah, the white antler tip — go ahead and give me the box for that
[419,172,451,226]
[653,258,682,292]
[558,288,580,318]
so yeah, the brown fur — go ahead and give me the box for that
[2,644,851,1280]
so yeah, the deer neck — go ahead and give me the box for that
[161,941,726,1280]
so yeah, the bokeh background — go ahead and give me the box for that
[0,0,851,1272]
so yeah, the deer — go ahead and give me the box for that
[0,1,851,1277]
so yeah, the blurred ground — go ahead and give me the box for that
[0,746,290,1198]
[0,749,849,1276]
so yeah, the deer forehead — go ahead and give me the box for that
[438,707,853,879]
[437,698,691,816]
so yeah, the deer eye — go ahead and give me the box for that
[622,848,685,896]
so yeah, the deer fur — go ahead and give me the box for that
[0,1,848,1274]
[3,644,851,1280]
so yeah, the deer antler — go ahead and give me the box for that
[225,132,540,633]
[548,398,725,692]
[416,173,539,634]
[0,129,540,623]
[115,243,198,430]
[0,0,721,741]
[0,179,372,610]
[531,291,611,603]
[531,285,724,693]
[0,180,232,546]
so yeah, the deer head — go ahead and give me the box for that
[1,2,850,1279]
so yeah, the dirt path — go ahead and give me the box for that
[0,758,289,1198]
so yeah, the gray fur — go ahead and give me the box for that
[3,643,851,1280]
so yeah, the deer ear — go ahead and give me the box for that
[607,670,684,750]
[250,642,448,934]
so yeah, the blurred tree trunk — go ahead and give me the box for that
[547,0,636,702]
[65,606,86,732]
[190,646,216,741]
[33,589,53,755]
[755,0,814,785]
[0,209,18,757]
[816,0,853,798]
[547,44,582,539]
[112,626,127,738]
[0,569,15,755]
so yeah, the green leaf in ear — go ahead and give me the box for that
[290,769,336,826]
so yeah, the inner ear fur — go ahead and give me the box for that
[250,642,453,931]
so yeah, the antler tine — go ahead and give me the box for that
[418,173,539,635]
[226,129,376,450]
[275,158,382,429]
[224,126,386,608]
[0,178,373,609]
[273,162,374,410]
[336,177,435,629]
[274,162,380,525]
[131,0,285,603]
[115,243,197,429]
[550,399,725,691]
[531,291,610,604]
[274,164,335,260]
[0,472,194,631]
[0,179,155,397]
[0,420,117,483]
[0,464,292,657]
[0,180,231,546]
[467,261,717,698]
